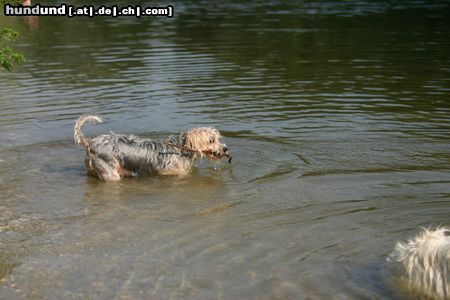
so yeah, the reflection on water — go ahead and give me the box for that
[0,1,449,299]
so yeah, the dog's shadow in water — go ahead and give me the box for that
[345,259,416,300]
[344,258,408,300]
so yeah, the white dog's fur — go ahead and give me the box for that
[390,227,450,299]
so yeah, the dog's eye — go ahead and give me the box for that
[444,231,450,236]
[210,137,215,143]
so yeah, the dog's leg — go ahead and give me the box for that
[158,163,190,176]
[85,154,121,181]
[117,164,135,178]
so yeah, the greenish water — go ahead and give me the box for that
[0,1,449,299]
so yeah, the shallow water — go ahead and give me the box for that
[0,1,449,299]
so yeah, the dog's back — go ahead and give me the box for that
[90,133,192,176]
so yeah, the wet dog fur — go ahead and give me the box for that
[389,227,450,299]
[74,115,229,181]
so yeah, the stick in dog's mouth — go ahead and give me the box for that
[203,150,232,163]
[223,153,232,163]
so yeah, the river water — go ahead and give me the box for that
[0,1,449,299]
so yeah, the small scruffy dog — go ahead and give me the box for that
[74,115,231,181]
[389,227,449,299]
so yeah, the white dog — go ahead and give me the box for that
[389,227,449,299]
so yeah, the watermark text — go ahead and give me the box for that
[3,4,174,18]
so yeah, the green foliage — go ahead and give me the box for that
[0,28,25,71]
[0,0,26,71]
[0,0,22,5]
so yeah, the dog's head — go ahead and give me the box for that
[184,127,229,161]
[391,227,450,263]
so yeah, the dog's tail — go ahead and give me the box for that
[74,115,103,148]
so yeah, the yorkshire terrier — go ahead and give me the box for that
[74,115,231,181]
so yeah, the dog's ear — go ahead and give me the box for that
[186,131,202,157]
[184,130,194,149]
[185,129,204,153]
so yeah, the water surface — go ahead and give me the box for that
[1,1,449,299]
